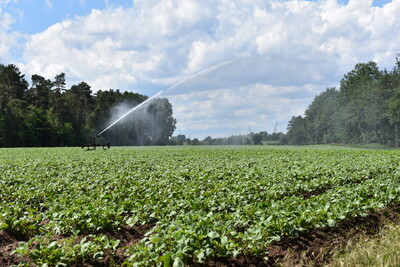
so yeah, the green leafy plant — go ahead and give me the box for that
[0,146,399,265]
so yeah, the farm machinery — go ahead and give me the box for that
[81,135,110,151]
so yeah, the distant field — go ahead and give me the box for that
[1,146,399,266]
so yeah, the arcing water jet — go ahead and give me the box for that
[92,57,242,144]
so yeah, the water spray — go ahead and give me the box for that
[80,91,164,150]
[162,57,240,95]
[82,57,242,149]
[96,90,163,137]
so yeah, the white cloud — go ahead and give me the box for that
[22,2,217,89]
[19,0,400,137]
[169,83,317,138]
[0,0,12,6]
[0,5,19,62]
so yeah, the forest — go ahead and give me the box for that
[0,64,176,147]
[286,55,400,146]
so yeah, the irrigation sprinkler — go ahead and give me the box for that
[81,91,163,151]
[80,57,241,151]
[81,135,110,151]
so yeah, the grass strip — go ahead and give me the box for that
[329,222,400,267]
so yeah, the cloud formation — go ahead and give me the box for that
[0,4,19,62]
[7,0,400,137]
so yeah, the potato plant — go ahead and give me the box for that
[0,146,399,266]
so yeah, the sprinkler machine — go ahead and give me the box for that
[81,134,110,151]
[81,88,163,151]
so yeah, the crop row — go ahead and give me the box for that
[0,146,399,266]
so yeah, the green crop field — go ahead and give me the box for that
[1,146,400,266]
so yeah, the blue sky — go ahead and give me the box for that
[3,0,132,34]
[1,0,399,138]
[315,0,391,6]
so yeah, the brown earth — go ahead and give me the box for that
[0,230,29,267]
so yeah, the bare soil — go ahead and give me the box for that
[0,230,29,267]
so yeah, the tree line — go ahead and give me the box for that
[169,131,285,146]
[0,64,176,147]
[286,55,400,146]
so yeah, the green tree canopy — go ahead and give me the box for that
[286,54,400,146]
[0,64,177,147]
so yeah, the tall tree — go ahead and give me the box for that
[26,74,52,110]
[24,105,53,146]
[52,73,66,144]
[304,87,339,144]
[339,62,382,142]
[385,55,400,145]
[0,64,28,110]
[64,81,93,142]
[3,99,28,147]
[286,115,310,145]
[0,65,29,146]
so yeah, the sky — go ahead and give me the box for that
[0,0,399,139]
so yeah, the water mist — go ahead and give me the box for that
[96,58,241,137]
